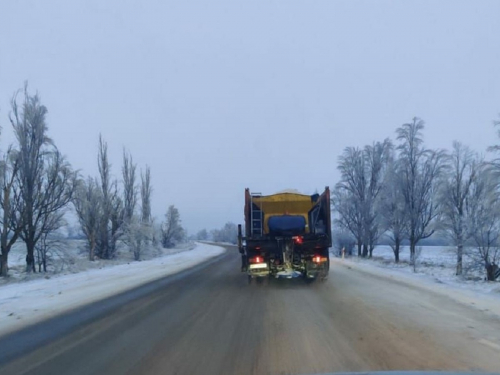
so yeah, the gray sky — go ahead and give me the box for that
[1,0,499,233]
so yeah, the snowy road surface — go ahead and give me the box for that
[1,246,500,375]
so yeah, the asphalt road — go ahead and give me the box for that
[1,245,500,375]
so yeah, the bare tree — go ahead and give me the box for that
[161,205,184,248]
[73,177,102,261]
[439,142,481,275]
[396,118,445,264]
[0,148,23,277]
[10,86,77,272]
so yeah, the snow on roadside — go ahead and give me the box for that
[341,246,500,294]
[0,242,225,337]
[1,240,196,286]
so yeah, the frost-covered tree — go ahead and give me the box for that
[11,86,77,272]
[467,168,500,280]
[121,150,145,259]
[378,155,408,263]
[140,165,153,247]
[161,205,184,248]
[141,166,152,226]
[109,181,123,257]
[396,118,445,264]
[0,147,23,277]
[332,186,363,256]
[121,164,153,260]
[335,140,391,257]
[332,227,356,256]
[95,136,123,259]
[439,142,481,275]
[486,114,500,161]
[73,177,102,261]
[96,135,112,258]
[123,215,151,260]
[122,150,137,224]
[335,147,366,256]
[211,222,238,244]
[196,228,208,241]
[35,215,66,272]
[362,140,392,256]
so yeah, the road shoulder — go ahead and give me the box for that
[331,257,500,320]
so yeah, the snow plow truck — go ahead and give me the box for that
[238,187,332,283]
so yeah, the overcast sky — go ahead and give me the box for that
[1,0,499,233]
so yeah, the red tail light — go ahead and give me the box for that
[250,256,264,264]
[294,236,303,244]
[312,255,327,263]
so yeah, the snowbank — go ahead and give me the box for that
[2,240,197,285]
[341,245,500,294]
[0,242,225,337]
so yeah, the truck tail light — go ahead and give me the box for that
[312,255,328,263]
[250,256,264,264]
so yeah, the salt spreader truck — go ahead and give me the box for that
[238,188,332,282]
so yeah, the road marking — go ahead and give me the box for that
[478,339,500,351]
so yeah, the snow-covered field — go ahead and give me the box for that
[0,242,225,337]
[337,245,500,297]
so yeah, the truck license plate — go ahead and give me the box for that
[249,263,267,269]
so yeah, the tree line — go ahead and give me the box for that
[194,222,238,244]
[333,117,500,280]
[0,85,186,277]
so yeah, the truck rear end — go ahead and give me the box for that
[238,188,332,283]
